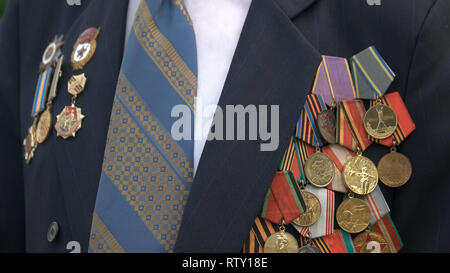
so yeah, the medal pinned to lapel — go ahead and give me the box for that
[71,27,100,71]
[311,56,356,145]
[349,46,399,140]
[40,35,65,72]
[295,94,336,188]
[55,73,87,139]
[369,92,416,188]
[36,56,64,144]
[24,35,64,164]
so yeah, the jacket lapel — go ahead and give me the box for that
[175,0,321,252]
[275,0,318,18]
[50,0,128,251]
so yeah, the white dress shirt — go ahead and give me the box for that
[125,0,252,174]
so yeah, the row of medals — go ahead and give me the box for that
[24,28,100,164]
[264,101,412,253]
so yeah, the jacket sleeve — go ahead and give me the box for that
[0,0,25,252]
[393,0,450,252]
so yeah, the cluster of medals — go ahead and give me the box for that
[256,47,416,254]
[24,27,101,164]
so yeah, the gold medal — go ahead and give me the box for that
[68,73,87,96]
[343,152,378,195]
[336,196,371,234]
[293,191,321,227]
[353,230,391,253]
[71,27,100,71]
[24,37,64,164]
[36,56,65,144]
[36,108,53,144]
[378,147,412,188]
[56,73,87,139]
[55,105,85,139]
[304,149,335,188]
[264,227,299,253]
[364,102,398,139]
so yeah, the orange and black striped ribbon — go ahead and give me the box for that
[243,217,280,253]
[295,94,328,148]
[279,137,297,172]
[279,137,309,184]
[242,229,264,253]
[280,137,314,171]
[368,92,416,147]
[336,100,372,152]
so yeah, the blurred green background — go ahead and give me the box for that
[0,0,7,19]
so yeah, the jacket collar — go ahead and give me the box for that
[275,0,318,18]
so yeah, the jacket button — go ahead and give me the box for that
[47,222,60,243]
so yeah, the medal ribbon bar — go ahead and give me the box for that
[350,46,395,100]
[312,56,356,106]
[295,94,328,147]
[31,67,53,117]
[337,100,373,152]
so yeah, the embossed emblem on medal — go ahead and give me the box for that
[293,191,321,227]
[364,104,397,139]
[378,151,412,188]
[317,109,337,144]
[71,27,100,71]
[353,230,391,253]
[305,152,335,188]
[264,230,299,253]
[343,155,378,195]
[336,197,371,234]
[55,106,85,139]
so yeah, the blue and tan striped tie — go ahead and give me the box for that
[89,0,196,253]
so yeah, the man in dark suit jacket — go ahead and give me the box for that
[0,0,449,253]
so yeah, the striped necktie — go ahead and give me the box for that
[89,0,197,253]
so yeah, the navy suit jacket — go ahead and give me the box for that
[0,0,449,253]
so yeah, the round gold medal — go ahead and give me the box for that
[304,152,335,188]
[343,155,378,195]
[364,104,398,139]
[378,151,412,188]
[264,230,299,253]
[336,197,371,234]
[36,108,53,144]
[293,191,321,227]
[353,230,391,253]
